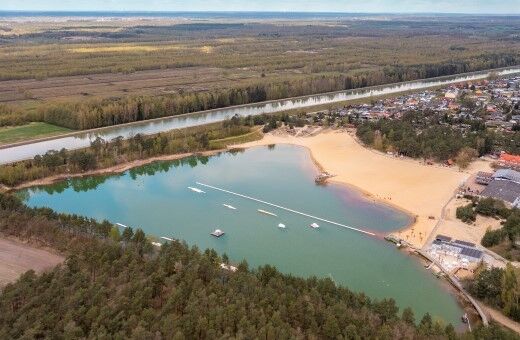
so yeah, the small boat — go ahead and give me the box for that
[211,229,225,237]
[278,223,286,229]
[258,209,277,217]
[151,242,162,247]
[310,222,320,229]
[188,187,205,193]
[223,204,237,210]
[116,223,129,229]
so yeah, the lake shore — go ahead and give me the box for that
[235,129,493,249]
[4,128,494,250]
[6,150,225,191]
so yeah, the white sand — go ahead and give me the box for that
[236,130,492,248]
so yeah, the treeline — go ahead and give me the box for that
[456,196,520,261]
[0,69,461,129]
[2,15,520,81]
[456,197,510,224]
[0,192,146,253]
[0,193,516,339]
[355,112,494,164]
[2,54,519,130]
[0,117,262,186]
[469,264,520,323]
[0,104,37,127]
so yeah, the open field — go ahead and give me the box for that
[0,66,297,107]
[0,122,72,145]
[0,237,63,287]
[236,129,493,248]
[0,15,519,113]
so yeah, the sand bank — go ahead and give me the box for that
[236,129,492,248]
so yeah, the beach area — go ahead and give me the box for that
[4,127,495,250]
[236,129,494,249]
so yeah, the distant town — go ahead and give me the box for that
[304,75,520,133]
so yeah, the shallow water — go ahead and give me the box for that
[19,144,464,324]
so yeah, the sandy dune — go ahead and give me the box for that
[0,237,63,287]
[237,130,492,248]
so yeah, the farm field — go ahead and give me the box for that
[0,122,72,145]
[0,14,519,132]
[0,66,300,107]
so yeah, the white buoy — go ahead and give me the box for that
[196,182,376,237]
[188,187,205,193]
[258,209,277,217]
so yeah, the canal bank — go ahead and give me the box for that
[2,65,519,164]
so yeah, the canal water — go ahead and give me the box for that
[2,66,520,164]
[18,144,464,325]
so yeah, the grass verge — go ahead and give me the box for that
[0,122,72,145]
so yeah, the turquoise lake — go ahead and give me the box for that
[18,144,463,325]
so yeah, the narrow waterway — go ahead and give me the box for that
[1,66,519,164]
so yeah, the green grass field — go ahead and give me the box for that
[0,122,72,145]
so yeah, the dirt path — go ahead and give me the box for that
[0,237,63,288]
[484,305,520,334]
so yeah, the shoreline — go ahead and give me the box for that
[305,143,419,234]
[234,130,493,249]
[3,129,490,328]
[6,149,225,191]
[5,129,485,250]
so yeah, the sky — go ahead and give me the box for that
[1,0,520,14]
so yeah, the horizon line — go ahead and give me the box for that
[0,10,520,16]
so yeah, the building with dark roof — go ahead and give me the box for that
[493,169,520,184]
[476,171,493,185]
[454,240,476,248]
[431,238,483,262]
[481,180,520,204]
[460,247,483,259]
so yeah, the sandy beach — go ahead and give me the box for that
[236,129,493,248]
[5,128,493,249]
